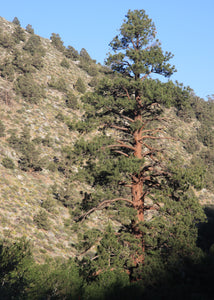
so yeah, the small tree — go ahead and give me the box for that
[25,24,34,34]
[75,77,86,93]
[65,45,79,60]
[50,33,65,52]
[12,24,25,44]
[12,17,20,26]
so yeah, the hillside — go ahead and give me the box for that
[0,12,214,299]
[0,15,213,264]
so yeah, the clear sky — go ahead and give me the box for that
[1,0,214,99]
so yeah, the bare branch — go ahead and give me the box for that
[75,198,134,222]
[122,86,131,100]
[103,142,135,152]
[113,150,129,157]
[110,125,129,132]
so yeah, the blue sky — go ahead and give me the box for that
[1,0,214,99]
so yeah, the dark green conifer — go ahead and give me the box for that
[74,9,206,280]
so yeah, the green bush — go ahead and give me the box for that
[0,31,15,49]
[25,24,34,34]
[75,77,86,93]
[48,77,67,92]
[23,35,45,57]
[0,60,15,81]
[50,33,65,52]
[15,74,45,103]
[8,128,44,172]
[33,210,50,230]
[12,50,34,74]
[65,91,78,109]
[41,197,55,213]
[0,120,5,137]
[65,45,79,60]
[12,25,25,44]
[60,58,70,69]
[2,157,15,169]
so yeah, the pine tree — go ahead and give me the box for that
[74,9,205,280]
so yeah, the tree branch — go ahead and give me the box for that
[113,150,129,157]
[110,124,129,131]
[75,198,134,222]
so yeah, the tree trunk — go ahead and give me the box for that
[131,114,145,269]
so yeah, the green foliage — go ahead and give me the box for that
[53,181,77,208]
[25,24,34,34]
[197,124,214,148]
[0,30,15,49]
[50,33,65,52]
[65,45,80,60]
[0,59,15,81]
[15,74,45,103]
[80,48,92,62]
[75,77,86,93]
[76,228,101,252]
[79,60,99,76]
[0,120,5,137]
[65,90,78,109]
[12,24,26,43]
[0,238,33,299]
[8,128,44,172]
[184,135,200,153]
[2,157,15,169]
[48,76,67,92]
[33,210,50,230]
[60,57,70,68]
[23,35,45,57]
[200,149,214,191]
[89,76,99,87]
[12,17,21,26]
[11,50,33,74]
[70,9,207,286]
[41,197,55,213]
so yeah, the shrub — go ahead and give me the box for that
[41,197,55,213]
[15,74,45,103]
[33,210,50,230]
[0,120,5,137]
[12,25,25,43]
[2,157,15,169]
[12,17,21,26]
[0,60,15,81]
[23,35,45,57]
[0,31,15,49]
[8,128,43,172]
[25,24,34,34]
[65,91,78,109]
[65,45,79,60]
[50,33,65,52]
[75,77,86,93]
[60,58,70,69]
[12,50,35,74]
[48,77,67,92]
[89,77,99,87]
